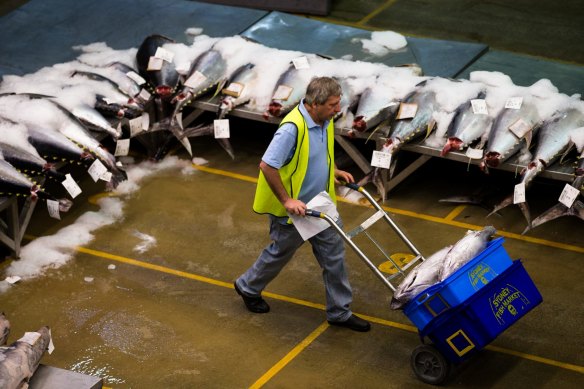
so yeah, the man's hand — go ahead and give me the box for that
[334,168,354,185]
[284,198,307,216]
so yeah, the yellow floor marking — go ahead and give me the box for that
[249,321,330,389]
[192,164,258,183]
[445,205,467,221]
[75,246,583,375]
[87,192,117,205]
[357,0,398,25]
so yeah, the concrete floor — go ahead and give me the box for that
[1,0,583,388]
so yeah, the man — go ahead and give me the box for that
[234,76,370,332]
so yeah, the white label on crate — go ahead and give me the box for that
[115,139,130,156]
[466,147,484,159]
[505,97,523,110]
[360,210,385,231]
[126,71,146,85]
[292,56,310,70]
[214,119,230,139]
[223,82,244,97]
[47,199,61,220]
[471,99,488,115]
[154,47,174,63]
[20,332,41,346]
[371,150,392,169]
[147,56,163,71]
[509,118,532,138]
[184,71,207,89]
[272,85,293,101]
[558,184,579,208]
[62,174,82,198]
[138,88,151,101]
[513,182,526,204]
[396,102,418,119]
[88,160,108,182]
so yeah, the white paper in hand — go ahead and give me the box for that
[289,192,339,241]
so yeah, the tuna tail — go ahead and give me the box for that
[523,200,584,234]
[183,123,235,160]
[488,193,531,226]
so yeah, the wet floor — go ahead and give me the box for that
[1,126,583,387]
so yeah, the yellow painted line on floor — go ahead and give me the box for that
[357,0,398,25]
[88,192,117,205]
[444,205,467,221]
[76,245,584,375]
[250,321,330,389]
[192,164,258,183]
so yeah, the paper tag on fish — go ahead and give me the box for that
[396,103,418,119]
[272,85,293,101]
[141,112,150,131]
[471,99,488,115]
[505,97,523,110]
[184,71,207,89]
[371,150,392,169]
[223,82,244,98]
[48,328,55,354]
[47,199,61,220]
[5,276,21,284]
[154,47,174,63]
[558,184,579,208]
[138,88,151,101]
[62,174,82,199]
[126,71,146,85]
[214,119,230,139]
[20,332,41,346]
[513,183,526,204]
[115,139,130,156]
[129,116,143,137]
[292,56,310,70]
[147,56,163,71]
[100,171,112,182]
[88,160,108,182]
[509,118,532,138]
[466,148,484,159]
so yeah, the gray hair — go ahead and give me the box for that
[304,77,342,105]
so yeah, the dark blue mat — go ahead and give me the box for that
[0,0,267,77]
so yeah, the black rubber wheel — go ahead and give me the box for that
[410,344,450,385]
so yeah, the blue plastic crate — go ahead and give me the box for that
[404,237,513,331]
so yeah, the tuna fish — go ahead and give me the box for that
[440,226,496,280]
[136,35,180,98]
[26,126,93,165]
[0,313,9,346]
[0,142,66,183]
[217,63,258,119]
[0,326,51,389]
[71,104,122,139]
[351,84,399,133]
[266,65,308,118]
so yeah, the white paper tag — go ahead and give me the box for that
[129,116,143,137]
[371,150,392,169]
[100,171,112,183]
[88,160,108,182]
[115,139,130,156]
[141,112,150,131]
[138,88,151,101]
[272,85,293,101]
[514,183,526,204]
[223,82,244,98]
[292,56,310,69]
[47,199,61,220]
[509,118,532,138]
[184,70,207,89]
[396,102,418,119]
[48,328,55,354]
[466,148,484,159]
[20,332,41,346]
[62,174,82,198]
[214,119,230,139]
[154,47,174,63]
[558,184,579,208]
[505,97,523,110]
[5,276,21,284]
[126,71,146,85]
[147,56,163,71]
[471,99,488,115]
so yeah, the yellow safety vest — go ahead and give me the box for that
[253,105,337,217]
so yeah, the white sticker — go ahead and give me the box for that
[559,184,579,208]
[471,99,488,115]
[115,139,130,156]
[100,171,113,183]
[129,116,143,137]
[147,56,163,71]
[505,97,523,110]
[514,183,526,204]
[5,276,21,284]
[138,88,151,101]
[371,150,392,169]
[88,160,108,182]
[47,199,61,220]
[292,56,310,69]
[272,85,293,101]
[126,71,146,85]
[154,47,174,63]
[62,174,82,199]
[396,103,418,120]
[48,328,55,354]
[184,70,207,89]
[509,118,532,138]
[466,147,484,159]
[20,332,41,346]
[214,119,230,139]
[223,82,244,97]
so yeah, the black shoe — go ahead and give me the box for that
[328,314,371,332]
[234,282,270,313]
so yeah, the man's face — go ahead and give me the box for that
[313,95,341,123]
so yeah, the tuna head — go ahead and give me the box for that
[136,35,180,97]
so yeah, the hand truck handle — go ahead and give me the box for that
[338,181,362,192]
[305,209,323,218]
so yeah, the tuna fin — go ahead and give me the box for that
[216,138,235,160]
[209,78,228,100]
[425,119,436,139]
[518,201,532,228]
[524,130,534,149]
[523,200,584,234]
[488,194,514,217]
[559,141,575,165]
